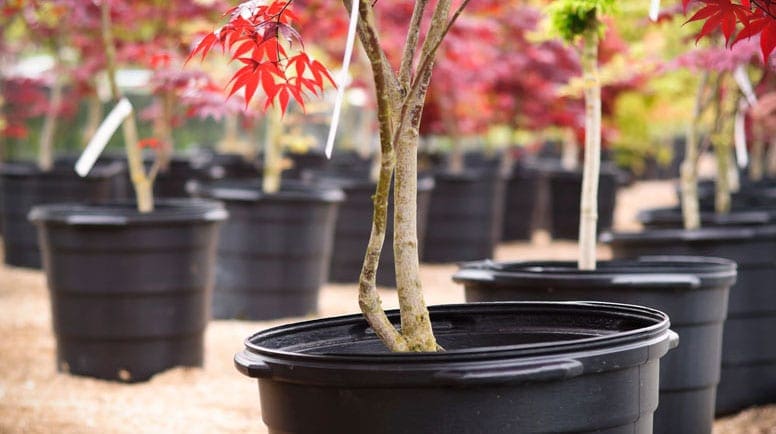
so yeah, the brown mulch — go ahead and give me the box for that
[0,180,774,433]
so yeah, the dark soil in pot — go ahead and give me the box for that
[545,163,619,240]
[502,159,540,241]
[454,257,736,434]
[603,226,776,415]
[28,199,227,382]
[0,161,124,268]
[234,301,677,434]
[422,169,506,263]
[320,174,434,287]
[194,180,344,320]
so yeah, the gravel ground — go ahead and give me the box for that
[0,180,774,433]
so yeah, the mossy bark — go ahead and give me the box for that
[345,0,468,352]
[711,74,737,215]
[577,30,601,271]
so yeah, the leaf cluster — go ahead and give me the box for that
[548,0,616,42]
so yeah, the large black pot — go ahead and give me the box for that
[235,302,677,434]
[0,161,124,268]
[29,199,227,382]
[501,160,540,241]
[454,257,736,434]
[546,164,619,239]
[195,180,343,320]
[324,175,434,287]
[603,226,776,415]
[422,169,506,263]
[637,206,773,229]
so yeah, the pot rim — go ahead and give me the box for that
[27,198,228,226]
[239,301,671,366]
[601,224,776,243]
[637,207,772,225]
[452,256,737,290]
[191,179,345,203]
[0,160,125,179]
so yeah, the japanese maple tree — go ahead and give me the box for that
[195,0,474,351]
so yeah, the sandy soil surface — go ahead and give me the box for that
[0,180,774,433]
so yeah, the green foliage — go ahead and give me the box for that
[548,0,616,41]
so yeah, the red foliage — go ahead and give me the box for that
[684,0,776,62]
[188,0,335,114]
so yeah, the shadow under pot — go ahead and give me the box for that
[235,301,677,434]
[195,180,344,320]
[323,175,434,287]
[422,169,506,263]
[29,199,227,382]
[0,161,125,269]
[454,257,736,434]
[545,164,618,240]
[602,226,776,416]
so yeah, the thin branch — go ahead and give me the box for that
[398,0,429,88]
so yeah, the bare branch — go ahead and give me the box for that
[398,0,429,88]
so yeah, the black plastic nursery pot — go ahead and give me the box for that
[0,161,124,268]
[323,175,434,287]
[235,301,677,434]
[454,257,736,434]
[637,206,774,229]
[422,169,506,263]
[546,164,619,240]
[603,226,776,415]
[195,180,344,320]
[29,199,227,382]
[153,155,211,198]
[501,160,540,241]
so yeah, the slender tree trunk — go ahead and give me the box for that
[712,75,737,215]
[38,50,64,171]
[561,129,579,171]
[219,113,241,154]
[82,90,103,147]
[680,72,708,230]
[155,89,175,171]
[577,30,601,271]
[101,0,153,212]
[767,137,776,178]
[262,106,283,194]
[749,124,764,182]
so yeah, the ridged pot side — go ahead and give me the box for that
[603,226,776,415]
[30,199,226,382]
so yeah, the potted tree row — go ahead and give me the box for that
[197,1,677,432]
[26,0,227,382]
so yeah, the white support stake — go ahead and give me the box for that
[734,98,749,169]
[75,97,133,177]
[734,65,758,106]
[324,0,359,159]
[649,0,661,21]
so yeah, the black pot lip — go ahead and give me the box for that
[601,224,776,243]
[240,301,670,365]
[192,179,345,203]
[637,206,772,225]
[0,160,125,179]
[312,172,435,192]
[432,167,509,182]
[28,198,228,226]
[452,257,736,290]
